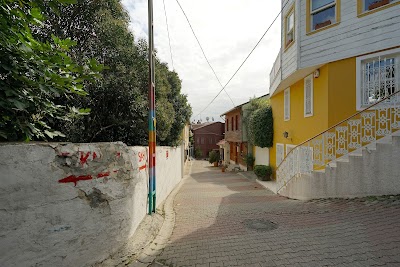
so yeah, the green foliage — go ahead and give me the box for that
[34,0,191,146]
[254,165,272,180]
[195,148,202,158]
[0,0,102,141]
[208,150,219,164]
[248,106,273,148]
[243,97,270,145]
[244,154,255,167]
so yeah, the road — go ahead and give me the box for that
[156,160,400,267]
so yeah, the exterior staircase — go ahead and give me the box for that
[277,91,400,200]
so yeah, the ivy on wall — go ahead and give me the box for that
[249,106,273,148]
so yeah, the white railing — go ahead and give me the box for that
[277,90,400,193]
[269,51,281,86]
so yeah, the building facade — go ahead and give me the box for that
[269,0,400,197]
[223,106,248,169]
[192,122,225,159]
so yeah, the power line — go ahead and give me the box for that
[193,1,289,119]
[162,0,174,70]
[174,0,235,107]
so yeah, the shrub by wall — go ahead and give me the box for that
[249,106,273,148]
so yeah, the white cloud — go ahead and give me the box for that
[122,0,282,122]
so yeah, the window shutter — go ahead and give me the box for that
[304,74,313,117]
[284,88,290,121]
[276,144,284,166]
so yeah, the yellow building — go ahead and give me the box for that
[269,0,400,188]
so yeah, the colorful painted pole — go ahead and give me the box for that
[148,0,156,214]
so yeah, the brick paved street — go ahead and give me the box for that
[156,160,400,267]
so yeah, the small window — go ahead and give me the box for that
[304,74,314,117]
[226,120,229,131]
[201,137,205,144]
[362,0,397,12]
[285,6,295,48]
[235,115,239,131]
[231,117,234,131]
[310,0,337,31]
[284,88,290,121]
[197,137,200,144]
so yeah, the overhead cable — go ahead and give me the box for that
[175,0,236,107]
[193,0,289,118]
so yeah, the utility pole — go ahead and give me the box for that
[148,0,156,214]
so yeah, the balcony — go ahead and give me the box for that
[269,51,281,95]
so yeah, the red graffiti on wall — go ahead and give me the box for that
[80,152,91,165]
[138,152,145,162]
[58,175,93,186]
[58,172,110,186]
[139,165,146,171]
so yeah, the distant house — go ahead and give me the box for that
[221,94,269,170]
[192,122,225,159]
[221,104,247,170]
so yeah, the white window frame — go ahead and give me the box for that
[276,143,285,166]
[361,0,398,12]
[304,74,314,117]
[356,47,400,110]
[284,88,290,121]
[285,6,295,48]
[285,144,296,156]
[310,0,336,31]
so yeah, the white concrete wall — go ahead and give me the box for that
[278,135,400,200]
[155,146,183,207]
[254,146,270,166]
[0,142,183,267]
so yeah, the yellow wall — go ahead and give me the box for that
[328,57,357,126]
[269,57,358,178]
[269,64,330,177]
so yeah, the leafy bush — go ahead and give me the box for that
[0,0,102,141]
[249,106,273,148]
[208,150,219,164]
[195,148,202,158]
[254,165,272,180]
[244,154,255,167]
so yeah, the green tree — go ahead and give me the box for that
[248,106,273,148]
[35,0,191,146]
[0,0,102,141]
[243,97,270,145]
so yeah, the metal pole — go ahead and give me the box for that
[148,0,156,214]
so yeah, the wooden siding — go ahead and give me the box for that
[281,0,298,80]
[299,0,400,68]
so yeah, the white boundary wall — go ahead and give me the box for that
[0,142,183,267]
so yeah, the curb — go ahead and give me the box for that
[128,161,192,267]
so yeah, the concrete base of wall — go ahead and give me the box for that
[279,134,400,200]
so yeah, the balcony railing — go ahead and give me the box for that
[269,51,281,94]
[277,90,400,193]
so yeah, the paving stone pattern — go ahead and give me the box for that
[156,161,400,267]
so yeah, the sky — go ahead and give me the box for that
[121,0,282,123]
